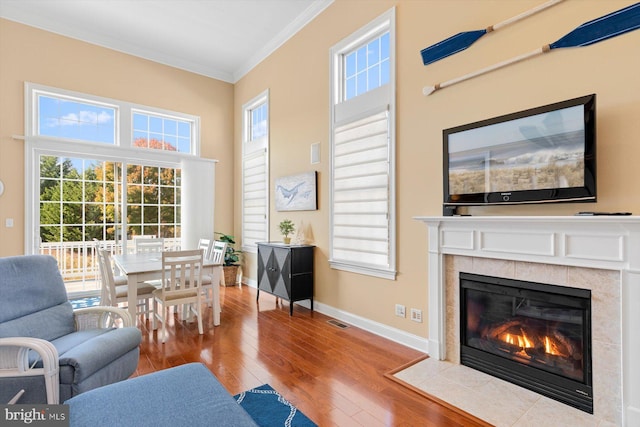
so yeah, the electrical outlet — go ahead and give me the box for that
[395,304,406,318]
[410,308,423,323]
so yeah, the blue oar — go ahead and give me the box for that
[420,0,565,66]
[424,2,640,96]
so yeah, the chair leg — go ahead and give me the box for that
[152,299,158,331]
[196,300,203,335]
[161,311,167,343]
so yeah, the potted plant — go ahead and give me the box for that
[279,219,295,244]
[215,232,242,286]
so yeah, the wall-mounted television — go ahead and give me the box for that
[443,94,596,212]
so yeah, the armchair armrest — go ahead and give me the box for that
[74,306,134,329]
[0,337,59,404]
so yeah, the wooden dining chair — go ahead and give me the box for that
[134,237,165,253]
[210,240,226,265]
[152,249,204,343]
[96,247,156,320]
[197,238,213,260]
[197,240,226,317]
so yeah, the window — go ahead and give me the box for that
[330,9,396,279]
[132,111,194,153]
[125,164,181,239]
[242,91,269,252]
[344,32,390,100]
[37,93,116,144]
[25,83,208,297]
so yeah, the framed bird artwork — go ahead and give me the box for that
[275,171,317,211]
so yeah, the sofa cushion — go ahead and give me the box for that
[0,255,68,322]
[66,363,258,427]
[0,302,75,341]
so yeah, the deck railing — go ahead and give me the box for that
[39,238,180,295]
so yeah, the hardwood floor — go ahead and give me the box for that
[135,284,486,426]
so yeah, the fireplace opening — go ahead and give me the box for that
[460,272,593,413]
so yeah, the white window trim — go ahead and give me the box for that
[241,90,270,254]
[329,8,396,280]
[23,82,208,255]
[26,82,201,155]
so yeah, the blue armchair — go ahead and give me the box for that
[0,255,142,404]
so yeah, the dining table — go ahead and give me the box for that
[112,251,222,327]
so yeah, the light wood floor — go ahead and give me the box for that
[135,284,486,426]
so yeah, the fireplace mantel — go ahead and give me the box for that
[415,215,640,426]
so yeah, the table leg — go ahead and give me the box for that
[212,265,221,326]
[127,273,138,326]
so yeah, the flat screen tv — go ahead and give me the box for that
[443,94,596,211]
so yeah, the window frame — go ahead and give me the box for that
[329,8,396,280]
[241,90,270,254]
[28,83,200,155]
[24,83,202,257]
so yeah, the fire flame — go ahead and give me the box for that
[544,336,561,356]
[501,331,562,356]
[502,332,534,349]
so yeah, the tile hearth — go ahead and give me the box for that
[394,357,616,427]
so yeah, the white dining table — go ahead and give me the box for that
[112,252,222,327]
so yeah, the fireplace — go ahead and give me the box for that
[414,216,639,425]
[460,272,593,413]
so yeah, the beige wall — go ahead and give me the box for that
[1,0,639,340]
[0,18,234,257]
[234,0,640,337]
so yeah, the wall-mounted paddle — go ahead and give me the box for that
[423,2,640,96]
[420,0,565,66]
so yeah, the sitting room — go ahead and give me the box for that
[1,1,639,425]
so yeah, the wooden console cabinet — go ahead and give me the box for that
[257,243,314,316]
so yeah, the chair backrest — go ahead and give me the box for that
[135,237,165,253]
[197,238,213,260]
[160,249,204,295]
[211,240,227,265]
[96,248,117,307]
[0,255,74,341]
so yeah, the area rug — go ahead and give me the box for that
[234,384,317,427]
[70,296,101,309]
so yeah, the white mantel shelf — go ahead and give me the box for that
[414,215,640,426]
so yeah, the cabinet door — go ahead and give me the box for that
[257,244,272,292]
[257,244,290,300]
[270,247,291,300]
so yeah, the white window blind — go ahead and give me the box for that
[242,149,268,248]
[332,110,390,269]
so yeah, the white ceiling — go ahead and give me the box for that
[0,0,333,83]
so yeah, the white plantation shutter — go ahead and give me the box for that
[242,149,268,248]
[332,111,390,268]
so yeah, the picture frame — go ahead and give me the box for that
[275,171,317,211]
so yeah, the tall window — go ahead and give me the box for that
[330,9,396,279]
[26,83,203,296]
[242,91,269,252]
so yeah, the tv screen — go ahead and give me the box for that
[443,94,596,208]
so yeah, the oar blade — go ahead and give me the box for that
[421,30,486,65]
[550,2,640,49]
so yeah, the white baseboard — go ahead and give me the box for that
[241,278,429,354]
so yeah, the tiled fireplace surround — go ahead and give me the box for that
[415,216,640,426]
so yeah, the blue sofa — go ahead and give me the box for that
[0,255,142,404]
[66,363,259,426]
